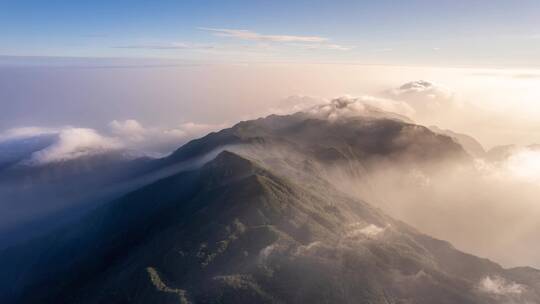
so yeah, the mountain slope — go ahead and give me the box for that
[429,126,485,158]
[1,112,539,303]
[0,151,158,248]
[2,150,539,303]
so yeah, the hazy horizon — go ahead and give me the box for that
[2,58,540,150]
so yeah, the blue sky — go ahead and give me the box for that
[1,0,540,66]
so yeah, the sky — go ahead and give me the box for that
[1,0,540,149]
[2,0,540,268]
[1,0,540,66]
[1,63,540,149]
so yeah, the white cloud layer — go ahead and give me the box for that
[28,128,121,164]
[476,145,540,184]
[109,119,225,156]
[0,91,420,166]
[504,147,540,183]
[1,120,224,165]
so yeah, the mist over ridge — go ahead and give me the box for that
[2,76,540,303]
[3,79,540,269]
[4,98,540,303]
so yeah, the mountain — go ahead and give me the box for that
[167,111,467,167]
[484,144,520,163]
[429,126,485,158]
[0,149,156,248]
[1,111,539,304]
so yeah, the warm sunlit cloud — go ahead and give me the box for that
[504,147,540,183]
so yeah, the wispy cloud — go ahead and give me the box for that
[199,27,328,43]
[199,27,352,51]
[304,43,352,51]
[372,48,393,53]
[114,28,351,54]
[0,127,58,143]
[114,42,216,50]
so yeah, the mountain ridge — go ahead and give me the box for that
[2,149,539,303]
[1,112,538,303]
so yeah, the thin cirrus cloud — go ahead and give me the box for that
[114,28,351,53]
[372,48,393,53]
[199,27,352,51]
[303,43,352,51]
[199,27,328,43]
[114,42,217,50]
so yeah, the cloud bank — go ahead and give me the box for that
[266,88,540,268]
[330,140,540,268]
[28,128,121,164]
[503,147,540,183]
[3,80,540,268]
[0,120,224,165]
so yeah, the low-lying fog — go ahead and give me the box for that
[331,153,540,268]
[229,135,540,269]
[2,62,540,268]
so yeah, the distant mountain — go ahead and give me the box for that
[1,110,538,303]
[484,145,515,162]
[429,126,485,158]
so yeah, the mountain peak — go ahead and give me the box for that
[200,151,259,187]
[204,150,254,171]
